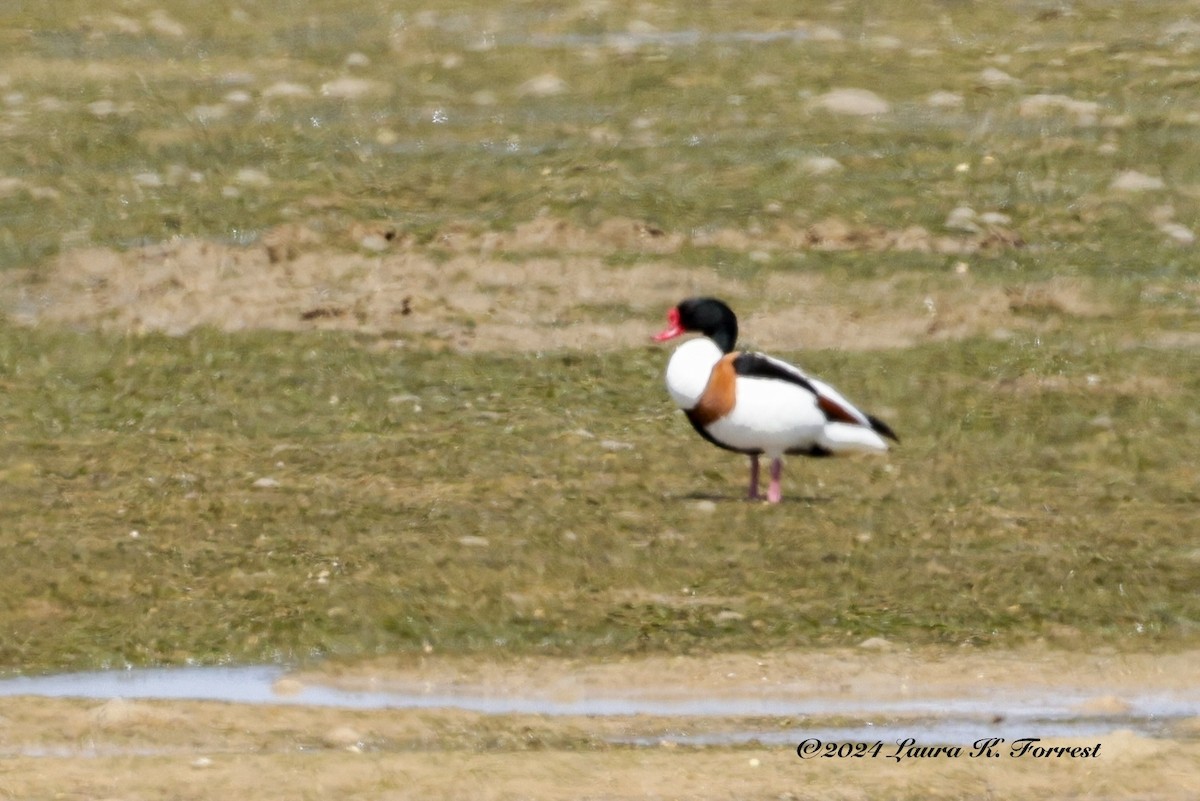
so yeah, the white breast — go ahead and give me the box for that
[664,338,723,410]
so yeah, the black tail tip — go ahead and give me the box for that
[867,414,900,443]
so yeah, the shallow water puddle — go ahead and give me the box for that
[0,665,1195,749]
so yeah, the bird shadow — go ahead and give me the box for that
[672,491,833,505]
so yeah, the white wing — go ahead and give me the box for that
[750,352,875,428]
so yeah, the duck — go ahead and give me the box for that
[653,297,897,503]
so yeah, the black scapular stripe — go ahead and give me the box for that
[730,352,819,394]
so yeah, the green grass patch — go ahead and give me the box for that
[1,320,1197,672]
[3,2,1200,270]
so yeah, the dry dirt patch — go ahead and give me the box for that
[0,215,1078,353]
[0,647,1196,800]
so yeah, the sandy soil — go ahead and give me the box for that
[1,647,1197,800]
[0,215,1079,353]
[293,644,1200,700]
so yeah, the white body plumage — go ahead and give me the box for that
[665,342,890,458]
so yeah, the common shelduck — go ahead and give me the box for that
[653,297,897,503]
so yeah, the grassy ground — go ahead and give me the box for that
[0,0,1198,675]
[3,1,1200,276]
[1,317,1198,672]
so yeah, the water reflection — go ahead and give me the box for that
[0,665,1196,747]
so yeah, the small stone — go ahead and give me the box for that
[811,88,891,116]
[978,67,1020,88]
[944,206,981,233]
[102,13,143,35]
[459,535,489,547]
[29,186,61,201]
[714,610,745,623]
[272,677,304,696]
[802,155,843,175]
[359,233,391,252]
[90,698,144,728]
[809,25,843,42]
[322,726,364,749]
[234,168,271,187]
[926,91,964,109]
[1018,93,1100,123]
[132,172,163,188]
[0,177,26,197]
[252,477,281,489]
[148,10,187,38]
[1110,170,1164,192]
[87,100,119,117]
[262,82,313,100]
[320,77,388,100]
[518,74,568,97]
[190,104,230,123]
[859,636,893,650]
[599,439,633,451]
[978,211,1013,226]
[1159,222,1195,244]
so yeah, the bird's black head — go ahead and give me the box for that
[653,297,738,353]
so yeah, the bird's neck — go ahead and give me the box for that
[709,325,736,354]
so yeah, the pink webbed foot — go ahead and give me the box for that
[767,457,783,504]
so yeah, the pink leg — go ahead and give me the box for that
[767,457,783,504]
[747,455,761,500]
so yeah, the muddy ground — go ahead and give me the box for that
[0,215,1055,353]
[1,647,1198,800]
